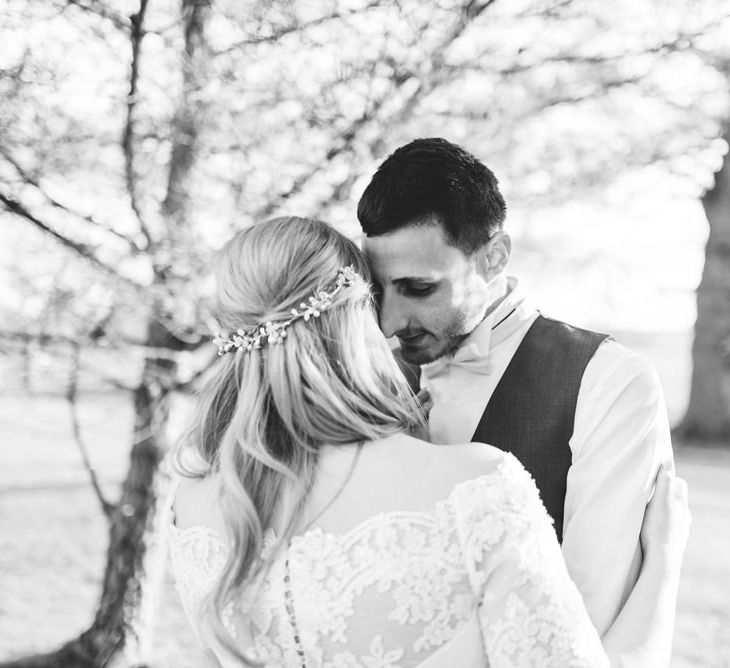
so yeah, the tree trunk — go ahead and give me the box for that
[0,320,175,668]
[678,127,730,444]
[21,336,32,392]
[0,2,212,667]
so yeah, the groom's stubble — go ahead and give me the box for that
[362,221,508,366]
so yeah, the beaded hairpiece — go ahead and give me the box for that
[214,265,362,355]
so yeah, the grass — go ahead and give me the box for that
[670,446,730,668]
[1,328,728,667]
[0,393,213,668]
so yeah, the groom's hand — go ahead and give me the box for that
[416,388,434,417]
[640,463,691,571]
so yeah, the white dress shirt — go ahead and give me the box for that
[420,275,674,635]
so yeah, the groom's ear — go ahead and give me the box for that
[474,231,511,280]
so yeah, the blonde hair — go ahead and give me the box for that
[176,216,425,663]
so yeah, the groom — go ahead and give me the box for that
[357,138,674,636]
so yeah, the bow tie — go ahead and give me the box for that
[421,342,493,382]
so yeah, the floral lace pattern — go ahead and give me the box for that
[168,453,609,668]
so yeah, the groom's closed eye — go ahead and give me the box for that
[401,281,437,297]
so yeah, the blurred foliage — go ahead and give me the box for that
[1,0,729,388]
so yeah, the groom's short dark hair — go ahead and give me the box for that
[357,138,506,254]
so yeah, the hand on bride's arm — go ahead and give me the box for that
[641,463,691,572]
[602,463,691,668]
[416,388,433,417]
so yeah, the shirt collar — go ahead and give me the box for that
[490,276,534,346]
[457,274,528,353]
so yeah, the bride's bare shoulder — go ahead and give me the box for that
[378,435,516,499]
[172,474,223,532]
[432,440,511,478]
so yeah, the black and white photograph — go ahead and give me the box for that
[1,1,728,666]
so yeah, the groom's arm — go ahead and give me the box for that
[601,467,689,667]
[561,340,674,635]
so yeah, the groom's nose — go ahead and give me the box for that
[378,292,410,339]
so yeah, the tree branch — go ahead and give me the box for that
[172,349,218,392]
[159,0,212,231]
[59,0,132,32]
[456,19,730,79]
[255,0,500,220]
[66,342,116,519]
[0,147,144,253]
[686,45,730,77]
[0,330,143,393]
[122,0,153,249]
[254,95,390,219]
[516,0,575,20]
[387,0,500,117]
[528,75,642,114]
[0,329,84,349]
[213,0,383,56]
[0,192,145,289]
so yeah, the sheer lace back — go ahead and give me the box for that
[168,452,608,668]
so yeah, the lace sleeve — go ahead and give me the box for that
[454,454,610,668]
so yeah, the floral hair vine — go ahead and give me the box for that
[214,265,362,355]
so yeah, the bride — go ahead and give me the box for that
[169,216,689,667]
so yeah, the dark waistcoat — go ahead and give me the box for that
[470,315,610,542]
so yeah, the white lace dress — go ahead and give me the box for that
[168,453,609,667]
